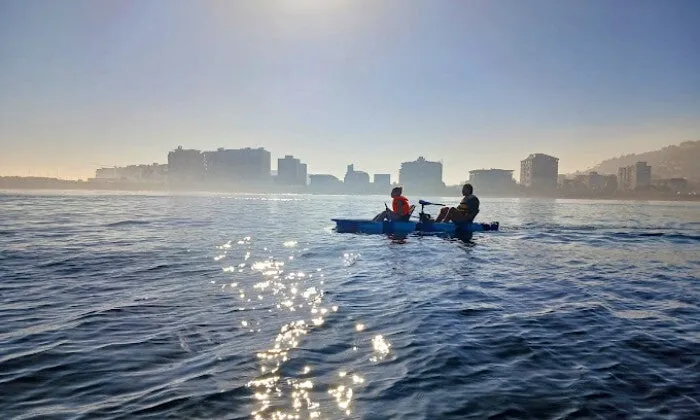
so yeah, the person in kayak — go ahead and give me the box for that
[435,183,480,223]
[373,186,414,221]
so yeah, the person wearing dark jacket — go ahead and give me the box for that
[435,184,479,223]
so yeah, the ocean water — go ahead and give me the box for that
[1,191,699,420]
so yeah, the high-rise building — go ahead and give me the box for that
[636,162,652,189]
[344,164,370,191]
[520,153,559,190]
[585,171,605,192]
[618,161,651,191]
[603,175,618,194]
[95,167,121,180]
[299,164,308,186]
[203,147,271,182]
[277,155,308,186]
[309,174,343,193]
[373,174,391,189]
[617,167,629,191]
[168,147,204,182]
[399,157,444,191]
[468,169,516,192]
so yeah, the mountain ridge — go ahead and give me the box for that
[582,140,700,182]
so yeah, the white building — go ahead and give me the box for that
[618,162,651,191]
[520,153,559,191]
[468,169,516,192]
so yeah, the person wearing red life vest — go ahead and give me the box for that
[373,186,413,221]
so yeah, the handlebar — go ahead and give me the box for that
[418,200,444,206]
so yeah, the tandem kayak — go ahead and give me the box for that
[331,219,499,235]
[333,199,499,236]
[332,200,499,237]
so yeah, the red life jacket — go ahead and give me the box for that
[392,195,410,216]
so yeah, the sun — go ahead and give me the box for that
[277,0,349,14]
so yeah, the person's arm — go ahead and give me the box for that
[457,197,469,212]
[465,196,479,218]
[468,196,479,212]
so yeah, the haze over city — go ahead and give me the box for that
[1,0,699,183]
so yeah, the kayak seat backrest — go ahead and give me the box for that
[399,205,416,221]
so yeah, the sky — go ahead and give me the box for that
[1,0,699,183]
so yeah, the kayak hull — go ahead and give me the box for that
[331,219,499,235]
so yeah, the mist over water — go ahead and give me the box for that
[1,191,699,419]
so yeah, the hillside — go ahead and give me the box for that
[585,140,700,182]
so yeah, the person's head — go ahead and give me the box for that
[462,183,473,196]
[391,186,403,197]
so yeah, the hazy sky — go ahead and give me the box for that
[1,0,699,183]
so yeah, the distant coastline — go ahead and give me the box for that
[1,176,698,202]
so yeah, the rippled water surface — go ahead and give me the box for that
[1,191,699,419]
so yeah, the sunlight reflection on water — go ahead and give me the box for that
[217,233,395,419]
[216,235,355,419]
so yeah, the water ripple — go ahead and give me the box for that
[0,193,698,419]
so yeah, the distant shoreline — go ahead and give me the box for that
[1,178,698,202]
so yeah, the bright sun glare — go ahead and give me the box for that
[279,0,348,13]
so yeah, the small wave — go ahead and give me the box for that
[104,220,153,227]
[509,224,700,242]
[516,223,599,231]
[143,263,171,272]
[512,223,700,232]
[38,256,81,268]
[458,307,500,316]
[611,232,700,241]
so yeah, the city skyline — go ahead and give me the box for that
[1,0,699,182]
[8,141,691,198]
[0,139,693,186]
[92,145,667,196]
[2,137,694,196]
[95,145,548,186]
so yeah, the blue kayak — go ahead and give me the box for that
[331,219,499,235]
[332,200,499,236]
